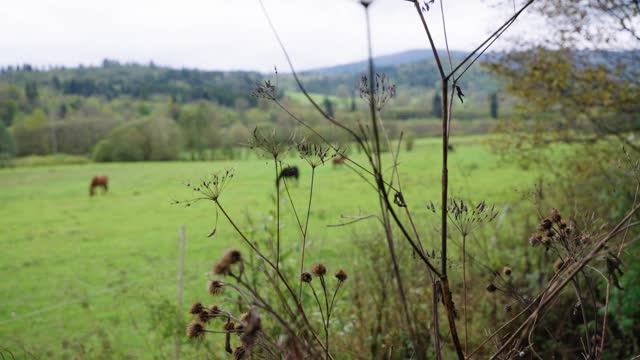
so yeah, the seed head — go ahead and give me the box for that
[213,261,229,275]
[209,305,221,315]
[297,140,342,168]
[550,208,562,223]
[502,266,512,276]
[239,312,250,324]
[247,127,293,159]
[213,249,243,275]
[239,309,261,347]
[179,168,235,205]
[505,304,512,313]
[224,320,236,332]
[190,302,204,314]
[300,272,312,283]
[486,283,498,293]
[251,79,277,100]
[234,322,245,332]
[529,234,541,246]
[208,280,225,295]
[540,218,553,231]
[335,269,348,282]
[223,249,243,265]
[197,310,210,323]
[358,73,397,111]
[311,263,327,277]
[186,322,206,339]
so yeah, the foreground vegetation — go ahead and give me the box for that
[0,136,540,358]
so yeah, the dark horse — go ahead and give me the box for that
[90,175,108,196]
[276,166,299,186]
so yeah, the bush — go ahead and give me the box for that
[0,121,15,156]
[93,117,182,162]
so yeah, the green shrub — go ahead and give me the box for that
[93,117,182,162]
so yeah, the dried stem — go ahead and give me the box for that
[599,275,612,359]
[463,233,468,354]
[362,3,421,355]
[275,160,281,270]
[214,200,331,356]
[298,167,316,301]
[491,204,640,358]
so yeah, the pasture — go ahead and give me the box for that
[0,136,537,358]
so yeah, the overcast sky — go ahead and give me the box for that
[0,0,542,72]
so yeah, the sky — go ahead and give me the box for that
[0,0,542,72]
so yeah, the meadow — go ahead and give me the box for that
[0,136,538,358]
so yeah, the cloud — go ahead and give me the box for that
[0,0,540,72]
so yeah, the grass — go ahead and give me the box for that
[0,135,536,358]
[3,154,90,168]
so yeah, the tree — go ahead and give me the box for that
[51,76,61,90]
[25,82,38,103]
[489,93,498,119]
[0,84,22,126]
[432,92,442,119]
[58,104,68,119]
[488,0,639,148]
[12,109,50,155]
[0,121,15,155]
[0,99,17,126]
[94,117,181,162]
[322,97,335,117]
[178,102,221,160]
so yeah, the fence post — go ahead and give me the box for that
[175,225,186,360]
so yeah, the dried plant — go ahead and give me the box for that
[177,0,640,358]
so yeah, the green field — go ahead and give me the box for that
[0,136,536,358]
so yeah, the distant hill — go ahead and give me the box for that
[2,48,634,107]
[0,50,497,106]
[0,60,262,107]
[279,49,499,95]
[304,49,467,75]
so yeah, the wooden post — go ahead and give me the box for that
[175,225,186,360]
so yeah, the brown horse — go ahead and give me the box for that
[90,175,108,196]
[333,155,347,167]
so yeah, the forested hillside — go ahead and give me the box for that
[6,49,630,163]
[0,51,509,164]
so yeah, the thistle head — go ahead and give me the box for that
[311,263,327,277]
[335,269,348,282]
[208,280,225,295]
[189,302,204,315]
[300,272,313,283]
[186,322,206,339]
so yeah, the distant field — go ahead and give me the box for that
[0,136,537,358]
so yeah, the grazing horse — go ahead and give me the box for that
[90,175,108,196]
[332,155,347,167]
[276,166,299,186]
